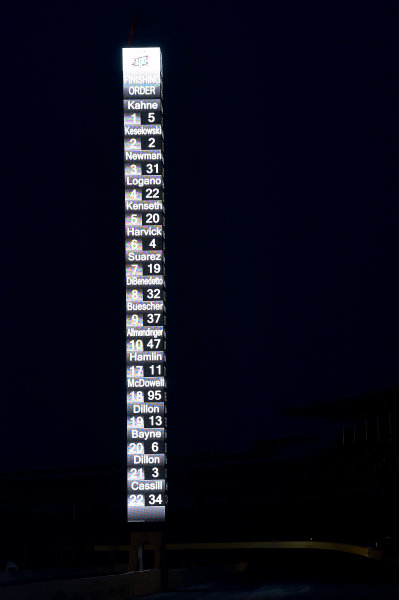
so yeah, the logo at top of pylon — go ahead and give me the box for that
[132,55,149,67]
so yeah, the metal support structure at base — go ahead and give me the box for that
[128,529,166,588]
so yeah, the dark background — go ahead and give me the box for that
[1,1,398,473]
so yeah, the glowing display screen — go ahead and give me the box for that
[123,47,166,522]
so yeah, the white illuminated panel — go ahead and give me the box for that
[122,48,166,522]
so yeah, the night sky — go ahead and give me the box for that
[1,1,398,472]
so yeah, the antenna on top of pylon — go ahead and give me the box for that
[127,15,137,47]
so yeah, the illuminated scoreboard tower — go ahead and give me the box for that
[122,48,166,522]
